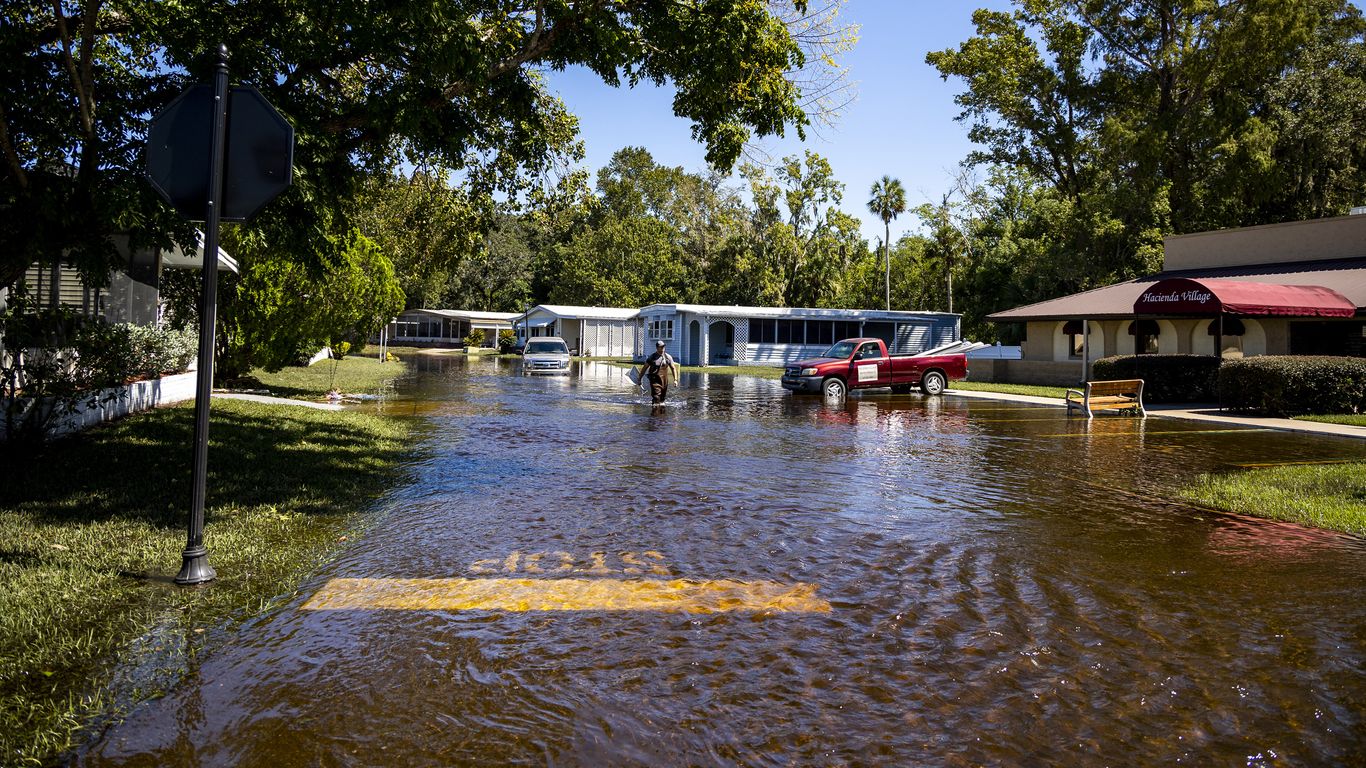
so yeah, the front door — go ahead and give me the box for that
[851,341,889,386]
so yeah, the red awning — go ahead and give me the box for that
[1133,278,1356,317]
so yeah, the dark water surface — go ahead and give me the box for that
[76,357,1366,766]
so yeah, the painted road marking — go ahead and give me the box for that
[470,550,670,576]
[302,577,832,613]
[1039,428,1277,438]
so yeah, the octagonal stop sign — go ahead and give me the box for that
[146,84,293,222]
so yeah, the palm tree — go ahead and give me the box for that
[867,176,906,310]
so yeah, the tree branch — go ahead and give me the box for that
[0,103,28,190]
[50,1,95,137]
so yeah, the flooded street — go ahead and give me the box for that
[77,356,1366,766]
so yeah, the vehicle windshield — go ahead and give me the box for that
[525,341,568,355]
[823,340,858,359]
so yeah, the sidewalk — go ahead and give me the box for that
[212,392,343,411]
[944,388,1366,441]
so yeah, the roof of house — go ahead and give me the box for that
[517,305,641,321]
[403,309,519,323]
[987,257,1366,322]
[639,303,959,321]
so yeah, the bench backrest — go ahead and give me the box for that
[1087,379,1142,398]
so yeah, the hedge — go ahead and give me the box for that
[1218,356,1366,416]
[1091,354,1222,403]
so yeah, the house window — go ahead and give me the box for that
[1062,320,1085,359]
[1128,319,1160,355]
[776,319,804,344]
[748,319,776,344]
[1207,317,1245,356]
[809,321,834,346]
[647,319,674,341]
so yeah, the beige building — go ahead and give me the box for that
[981,215,1366,385]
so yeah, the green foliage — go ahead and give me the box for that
[925,0,1366,339]
[1218,355,1366,416]
[1,293,198,441]
[2,0,811,300]
[350,170,487,311]
[463,329,485,348]
[1092,354,1223,403]
[551,215,686,307]
[218,229,404,378]
[498,329,518,353]
[866,176,907,309]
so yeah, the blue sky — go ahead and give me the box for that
[544,1,1015,247]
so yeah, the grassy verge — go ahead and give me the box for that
[1293,414,1366,427]
[949,380,1071,399]
[0,396,417,764]
[1180,463,1366,537]
[230,355,407,400]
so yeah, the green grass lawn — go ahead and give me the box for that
[1293,413,1366,427]
[1181,463,1366,537]
[231,355,408,400]
[947,380,1071,399]
[0,397,418,765]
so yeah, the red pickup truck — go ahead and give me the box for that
[780,337,968,398]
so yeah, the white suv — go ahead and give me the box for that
[522,337,572,375]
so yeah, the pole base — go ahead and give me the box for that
[175,545,217,585]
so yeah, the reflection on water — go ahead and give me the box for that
[76,357,1366,767]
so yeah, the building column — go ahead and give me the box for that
[701,318,710,367]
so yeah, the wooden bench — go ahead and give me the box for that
[1065,379,1146,418]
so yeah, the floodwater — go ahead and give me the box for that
[75,356,1366,766]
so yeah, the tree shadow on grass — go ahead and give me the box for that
[221,374,318,401]
[0,403,416,529]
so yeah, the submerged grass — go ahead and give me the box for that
[0,397,417,765]
[1181,463,1366,537]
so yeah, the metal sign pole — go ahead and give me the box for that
[176,45,229,586]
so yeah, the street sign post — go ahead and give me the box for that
[145,46,293,585]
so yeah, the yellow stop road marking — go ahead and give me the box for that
[302,577,832,614]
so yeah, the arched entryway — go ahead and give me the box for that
[688,320,703,366]
[708,321,736,365]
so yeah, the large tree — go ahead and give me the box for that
[927,0,1366,288]
[1,0,813,297]
[866,175,906,310]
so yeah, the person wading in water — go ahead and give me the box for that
[642,340,678,405]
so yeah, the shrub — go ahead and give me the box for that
[498,329,518,353]
[2,310,200,442]
[1219,356,1366,416]
[125,324,198,378]
[1091,354,1222,403]
[463,329,485,348]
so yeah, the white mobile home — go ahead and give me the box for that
[636,304,962,366]
[381,309,519,348]
[515,305,640,357]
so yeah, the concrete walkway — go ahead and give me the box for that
[212,392,344,411]
[944,388,1366,441]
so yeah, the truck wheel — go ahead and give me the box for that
[822,377,847,399]
[920,371,946,396]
